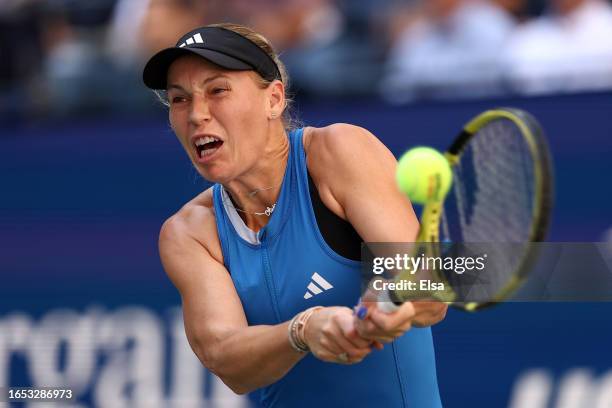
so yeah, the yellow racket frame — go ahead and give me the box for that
[413,108,553,312]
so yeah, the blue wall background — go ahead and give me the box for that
[1,92,611,407]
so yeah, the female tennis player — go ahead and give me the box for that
[143,23,447,407]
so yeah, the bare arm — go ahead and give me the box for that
[159,204,373,394]
[159,210,304,394]
[307,124,447,328]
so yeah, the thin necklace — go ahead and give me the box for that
[224,186,278,217]
[233,202,277,217]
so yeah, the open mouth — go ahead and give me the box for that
[194,136,224,159]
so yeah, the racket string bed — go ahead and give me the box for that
[444,118,539,299]
[393,108,553,310]
[450,118,536,244]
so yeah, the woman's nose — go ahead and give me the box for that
[189,95,211,126]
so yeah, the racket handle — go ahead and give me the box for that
[377,290,401,313]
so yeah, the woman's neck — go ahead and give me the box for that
[223,127,290,231]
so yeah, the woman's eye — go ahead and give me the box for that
[171,96,186,104]
[212,87,228,95]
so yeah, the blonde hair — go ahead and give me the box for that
[155,23,299,130]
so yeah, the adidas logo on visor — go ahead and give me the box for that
[303,272,334,299]
[179,33,204,48]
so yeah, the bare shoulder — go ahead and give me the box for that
[305,123,395,173]
[304,123,376,154]
[305,123,397,177]
[159,187,223,265]
[303,123,397,220]
[303,124,418,243]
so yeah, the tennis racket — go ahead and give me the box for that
[376,107,554,312]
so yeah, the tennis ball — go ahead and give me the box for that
[396,147,452,204]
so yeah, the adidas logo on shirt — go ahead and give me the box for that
[179,33,204,48]
[303,272,333,299]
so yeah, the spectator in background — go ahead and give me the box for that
[137,0,208,59]
[106,0,153,69]
[108,0,212,68]
[216,0,398,97]
[218,0,365,97]
[380,0,518,103]
[101,0,211,115]
[503,0,612,94]
[34,1,125,117]
[38,0,210,117]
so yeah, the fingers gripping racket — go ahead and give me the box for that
[377,108,554,312]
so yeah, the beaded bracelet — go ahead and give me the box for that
[287,314,306,352]
[287,306,323,353]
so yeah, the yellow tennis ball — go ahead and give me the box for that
[396,147,452,204]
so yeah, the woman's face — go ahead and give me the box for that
[166,55,273,183]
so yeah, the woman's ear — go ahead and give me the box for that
[267,80,285,120]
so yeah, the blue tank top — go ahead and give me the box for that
[212,128,442,408]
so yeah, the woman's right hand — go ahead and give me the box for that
[303,306,375,364]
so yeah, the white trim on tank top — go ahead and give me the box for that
[220,185,261,245]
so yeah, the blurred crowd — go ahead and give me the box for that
[1,0,612,118]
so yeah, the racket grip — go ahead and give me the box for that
[377,290,401,313]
